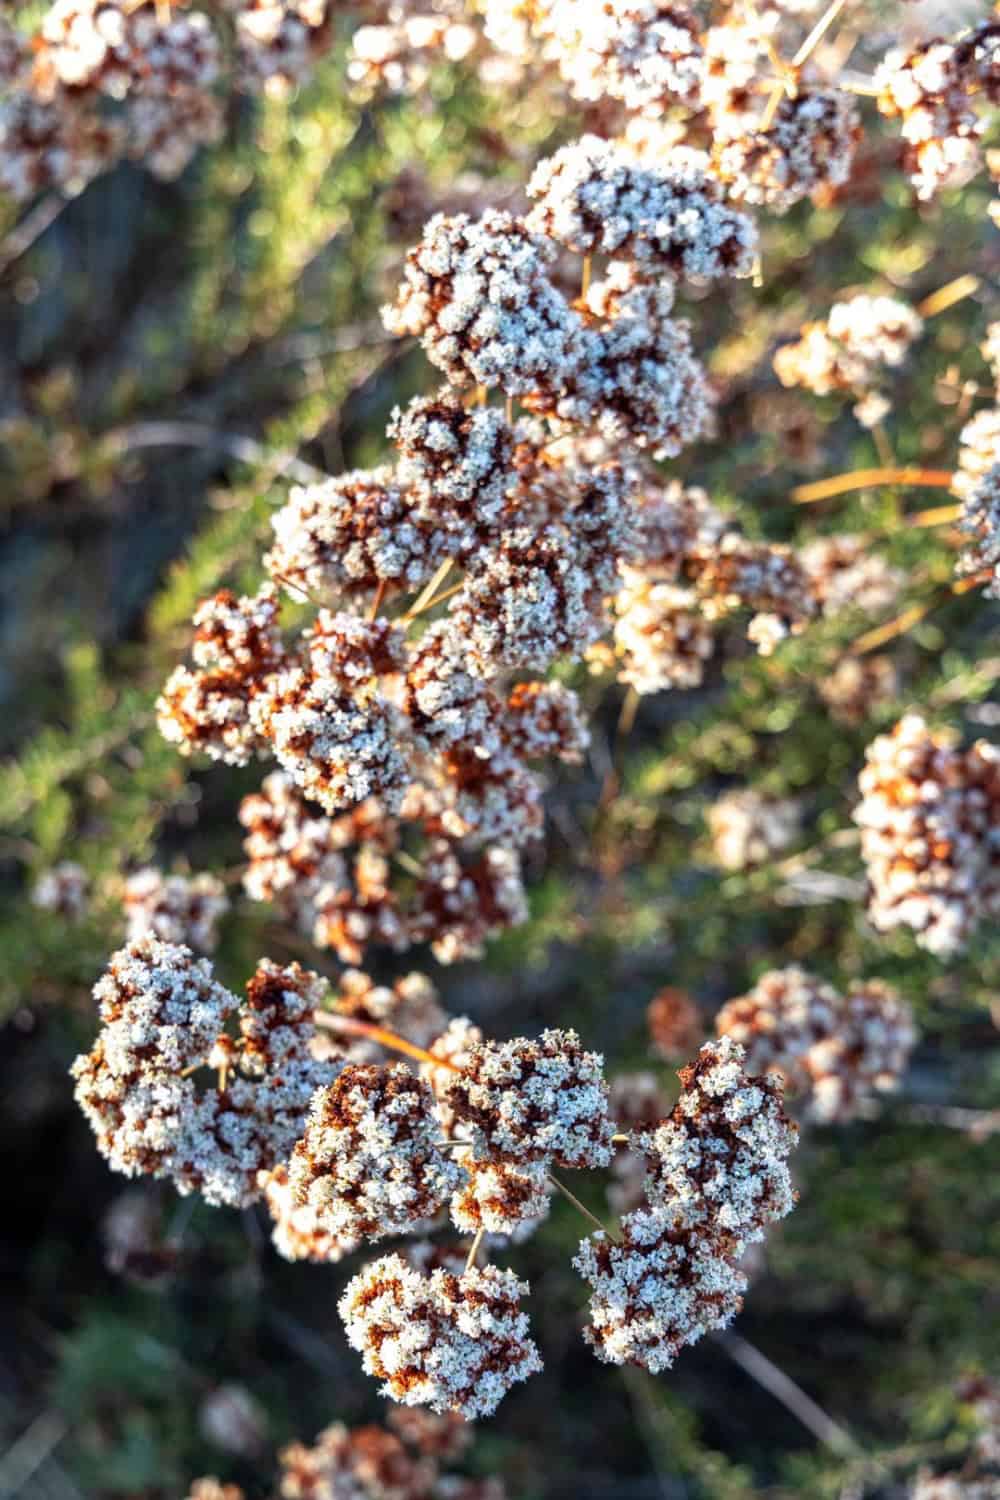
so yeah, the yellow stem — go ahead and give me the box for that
[476,386,487,407]
[909,503,962,527]
[548,1173,619,1243]
[792,0,847,67]
[581,255,592,301]
[464,1228,485,1274]
[405,558,454,620]
[871,423,894,468]
[368,578,387,623]
[849,571,988,655]
[313,1010,464,1071]
[792,468,954,503]
[918,274,981,319]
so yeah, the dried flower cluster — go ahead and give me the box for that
[574,1037,796,1373]
[708,788,802,872]
[189,1405,495,1500]
[123,868,229,952]
[876,21,1000,200]
[716,966,917,1122]
[71,939,336,1207]
[855,714,1000,957]
[775,294,923,427]
[73,938,799,1418]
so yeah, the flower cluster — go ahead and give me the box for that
[32,860,90,920]
[958,464,1000,598]
[71,939,336,1207]
[708,788,802,872]
[189,1406,493,1500]
[876,21,1000,200]
[122,868,229,952]
[574,1038,797,1373]
[715,966,917,1122]
[712,89,861,213]
[854,714,1000,957]
[774,294,923,425]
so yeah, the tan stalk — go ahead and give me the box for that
[792,467,954,504]
[313,1010,463,1072]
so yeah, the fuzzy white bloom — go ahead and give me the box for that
[959,464,1000,597]
[441,1027,615,1169]
[526,136,757,282]
[260,1163,361,1264]
[854,714,1000,957]
[532,0,705,116]
[574,1204,747,1373]
[339,1253,543,1418]
[613,571,714,694]
[955,408,1000,500]
[708,789,801,871]
[123,869,229,952]
[383,210,590,399]
[713,89,860,212]
[450,1154,552,1237]
[266,468,451,602]
[801,535,904,618]
[631,1036,797,1242]
[287,1063,464,1242]
[32,861,90,919]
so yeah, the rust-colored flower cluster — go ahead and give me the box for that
[716,966,917,1122]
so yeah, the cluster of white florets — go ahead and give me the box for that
[955,407,1000,502]
[575,1038,796,1374]
[708,788,802,872]
[854,714,1000,957]
[122,868,229,952]
[71,939,337,1207]
[1,0,488,196]
[712,89,861,213]
[190,1405,487,1500]
[800,534,904,619]
[32,860,91,920]
[774,295,923,424]
[716,966,918,1123]
[958,464,1000,598]
[287,1062,464,1241]
[525,136,757,282]
[875,22,1000,200]
[441,1028,616,1169]
[339,1254,543,1420]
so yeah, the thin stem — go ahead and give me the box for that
[792,467,954,504]
[713,1332,860,1456]
[909,503,962,527]
[791,0,847,68]
[839,75,881,97]
[581,254,592,301]
[0,194,66,277]
[464,1227,485,1273]
[848,572,989,655]
[505,395,514,425]
[617,685,640,739]
[611,1133,631,1145]
[312,1010,463,1072]
[871,422,894,469]
[918,273,981,319]
[368,578,387,623]
[404,558,454,621]
[476,385,487,407]
[547,1173,619,1243]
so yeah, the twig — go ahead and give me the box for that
[713,1332,861,1456]
[908,503,962,528]
[102,421,325,486]
[0,1410,69,1495]
[313,1010,462,1071]
[0,194,66,277]
[792,467,954,504]
[918,273,981,319]
[404,558,454,621]
[547,1173,619,1242]
[464,1227,485,1273]
[791,0,847,68]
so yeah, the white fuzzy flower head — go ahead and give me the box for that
[287,1063,464,1242]
[536,0,705,116]
[441,1027,615,1169]
[90,937,238,1076]
[123,869,229,952]
[630,1036,798,1243]
[339,1252,543,1419]
[526,137,757,282]
[32,861,90,920]
[708,789,802,871]
[955,407,1000,501]
[713,89,861,211]
[959,463,1000,597]
[854,714,1000,957]
[259,1163,361,1264]
[388,388,515,549]
[502,681,590,763]
[613,571,714,695]
[450,1154,552,1238]
[382,210,589,399]
[801,534,904,618]
[574,1204,747,1374]
[265,468,450,603]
